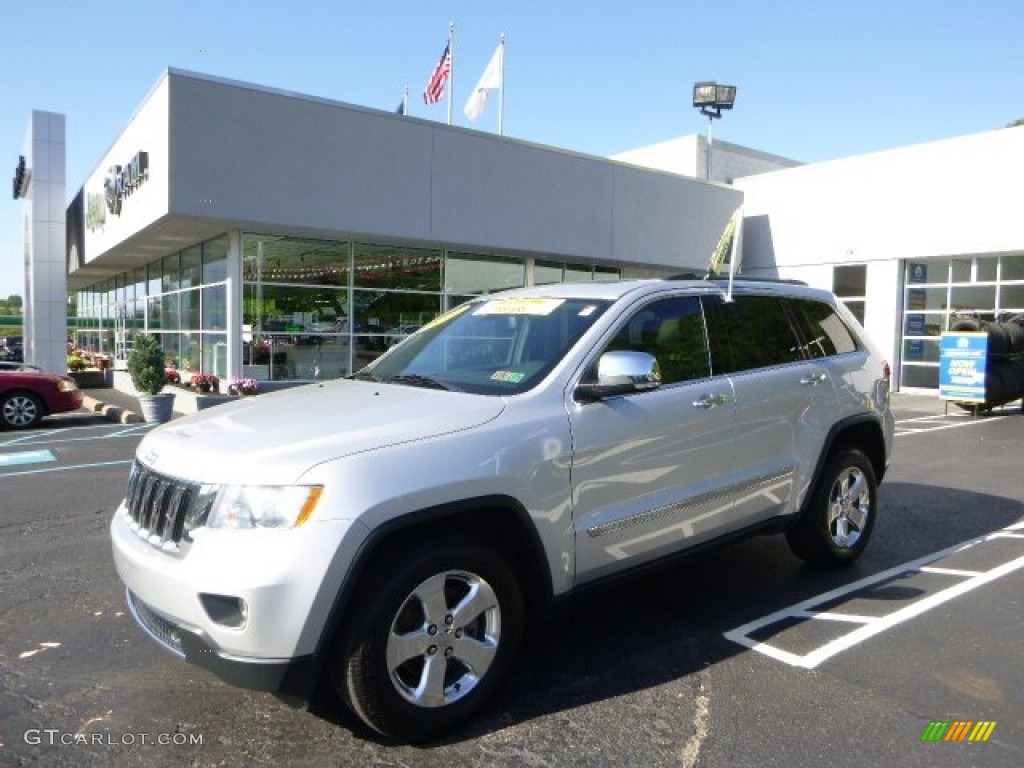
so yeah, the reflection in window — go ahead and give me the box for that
[446,252,523,294]
[355,243,442,292]
[605,296,710,384]
[243,235,351,286]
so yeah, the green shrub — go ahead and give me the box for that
[67,354,87,372]
[127,334,166,395]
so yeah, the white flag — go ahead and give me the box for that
[463,41,503,122]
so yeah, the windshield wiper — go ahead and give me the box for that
[386,374,455,391]
[351,371,381,382]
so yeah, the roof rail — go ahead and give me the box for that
[665,274,808,286]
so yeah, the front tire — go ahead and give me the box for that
[335,536,523,742]
[787,447,877,566]
[1,392,44,429]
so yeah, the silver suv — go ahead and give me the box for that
[111,278,893,742]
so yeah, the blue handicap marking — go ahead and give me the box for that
[0,449,57,467]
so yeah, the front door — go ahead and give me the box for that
[569,295,738,584]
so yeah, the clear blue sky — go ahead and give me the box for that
[2,0,1022,299]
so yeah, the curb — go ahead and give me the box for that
[81,395,143,424]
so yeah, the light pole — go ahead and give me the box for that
[692,81,737,180]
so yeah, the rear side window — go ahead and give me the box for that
[704,295,804,374]
[786,298,862,358]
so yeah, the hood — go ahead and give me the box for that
[136,379,506,484]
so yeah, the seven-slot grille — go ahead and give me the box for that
[125,460,198,547]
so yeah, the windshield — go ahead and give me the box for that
[357,297,611,395]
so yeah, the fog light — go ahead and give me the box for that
[200,594,248,629]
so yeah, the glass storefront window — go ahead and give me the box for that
[950,259,972,283]
[160,333,182,370]
[902,338,940,363]
[834,264,866,297]
[903,313,945,337]
[1000,284,1024,311]
[244,235,351,286]
[202,285,227,330]
[161,293,181,331]
[355,243,442,292]
[905,261,944,284]
[534,261,563,285]
[564,263,592,283]
[352,289,439,331]
[181,246,202,289]
[445,252,523,294]
[179,289,200,331]
[976,257,997,282]
[203,236,228,283]
[901,365,939,389]
[162,253,180,292]
[950,285,996,311]
[905,285,948,311]
[1002,254,1024,282]
[147,262,161,298]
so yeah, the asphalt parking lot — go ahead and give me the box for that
[1,394,1022,767]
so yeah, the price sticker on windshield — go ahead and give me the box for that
[475,298,565,316]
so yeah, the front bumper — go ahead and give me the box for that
[125,588,320,697]
[111,502,366,693]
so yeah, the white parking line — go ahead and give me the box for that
[724,524,1024,669]
[0,459,133,478]
[895,413,1011,436]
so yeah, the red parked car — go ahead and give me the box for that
[0,368,84,429]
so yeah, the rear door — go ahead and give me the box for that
[703,293,839,529]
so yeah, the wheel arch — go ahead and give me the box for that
[311,495,553,666]
[799,414,887,518]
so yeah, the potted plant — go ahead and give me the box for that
[228,377,259,396]
[127,333,175,423]
[191,373,220,393]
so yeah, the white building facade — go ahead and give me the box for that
[735,127,1024,390]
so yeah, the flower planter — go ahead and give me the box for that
[138,393,176,424]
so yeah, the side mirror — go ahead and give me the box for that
[575,350,662,401]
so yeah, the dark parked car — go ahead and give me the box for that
[0,368,84,428]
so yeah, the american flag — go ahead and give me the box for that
[423,42,451,104]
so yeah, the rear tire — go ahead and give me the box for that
[334,536,523,743]
[787,448,877,566]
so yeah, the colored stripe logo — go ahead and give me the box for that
[921,720,996,742]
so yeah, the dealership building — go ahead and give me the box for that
[18,67,1024,391]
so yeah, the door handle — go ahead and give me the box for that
[800,372,828,386]
[693,394,728,409]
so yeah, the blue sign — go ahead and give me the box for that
[938,333,988,402]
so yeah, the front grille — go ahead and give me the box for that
[125,460,198,550]
[126,589,185,657]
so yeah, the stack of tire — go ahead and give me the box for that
[949,315,1024,409]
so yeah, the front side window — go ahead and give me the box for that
[602,296,710,385]
[360,297,611,395]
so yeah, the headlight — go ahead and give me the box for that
[188,485,323,531]
[57,379,78,392]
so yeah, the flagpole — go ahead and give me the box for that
[498,34,505,136]
[447,22,455,126]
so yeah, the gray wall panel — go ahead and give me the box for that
[168,74,435,239]
[163,70,741,270]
